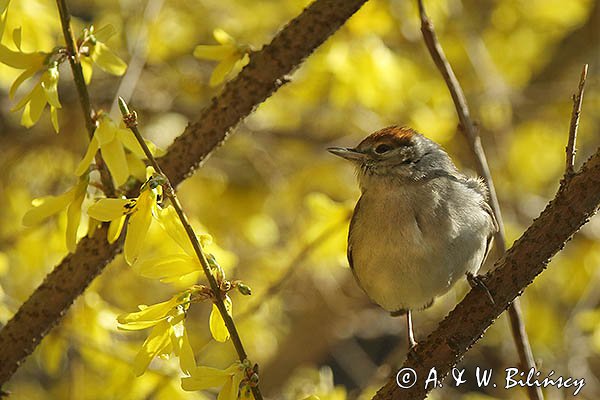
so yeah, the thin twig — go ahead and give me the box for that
[238,215,349,321]
[0,0,368,387]
[118,98,263,400]
[55,0,115,197]
[416,1,542,399]
[108,0,164,119]
[565,64,588,179]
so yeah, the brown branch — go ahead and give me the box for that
[373,144,600,398]
[565,64,588,179]
[238,215,349,321]
[416,2,542,399]
[158,0,367,183]
[0,226,121,388]
[417,0,504,241]
[56,0,116,197]
[520,1,599,107]
[0,0,369,387]
[120,98,263,399]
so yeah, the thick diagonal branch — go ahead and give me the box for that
[417,1,541,398]
[373,147,600,399]
[0,0,368,387]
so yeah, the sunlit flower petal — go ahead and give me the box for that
[126,152,147,182]
[41,65,61,109]
[0,2,8,35]
[158,206,196,256]
[133,253,199,283]
[116,127,147,158]
[117,295,181,330]
[133,320,172,376]
[80,56,93,84]
[75,136,100,176]
[18,84,46,127]
[50,106,59,133]
[0,43,45,69]
[22,191,74,226]
[124,189,154,264]
[65,176,88,252]
[9,67,36,99]
[209,295,232,343]
[107,216,125,243]
[6,57,61,130]
[193,44,237,61]
[213,29,235,45]
[181,364,240,391]
[218,370,244,400]
[87,198,136,221]
[100,131,129,186]
[91,42,127,76]
[210,54,240,87]
[22,177,89,252]
[92,24,116,42]
[94,116,117,145]
[176,328,196,375]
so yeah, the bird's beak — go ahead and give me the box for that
[327,147,365,162]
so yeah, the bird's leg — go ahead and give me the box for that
[406,310,417,350]
[466,272,495,305]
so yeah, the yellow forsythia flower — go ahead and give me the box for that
[75,115,128,185]
[87,170,161,264]
[79,25,127,84]
[133,205,212,284]
[0,1,10,36]
[117,292,196,376]
[209,295,232,343]
[193,28,250,86]
[75,115,160,185]
[22,175,88,252]
[0,41,61,132]
[182,361,246,400]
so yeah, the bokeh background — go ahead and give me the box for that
[1,0,599,399]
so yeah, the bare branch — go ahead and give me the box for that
[565,64,588,179]
[0,0,368,387]
[417,0,504,241]
[238,215,349,321]
[119,98,264,399]
[56,0,115,196]
[416,1,542,399]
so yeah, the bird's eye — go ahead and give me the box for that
[374,144,392,154]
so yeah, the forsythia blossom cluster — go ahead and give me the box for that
[0,22,126,132]
[193,28,250,86]
[17,20,258,398]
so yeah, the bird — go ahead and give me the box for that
[328,125,498,349]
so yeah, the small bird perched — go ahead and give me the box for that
[328,126,498,349]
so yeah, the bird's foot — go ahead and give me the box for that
[466,272,495,305]
[407,341,421,364]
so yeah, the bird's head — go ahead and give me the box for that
[328,126,455,187]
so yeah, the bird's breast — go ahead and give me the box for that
[348,178,488,312]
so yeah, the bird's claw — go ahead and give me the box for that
[467,272,495,305]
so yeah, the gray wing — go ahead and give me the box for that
[480,199,499,268]
[465,176,499,268]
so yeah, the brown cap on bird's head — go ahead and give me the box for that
[327,126,421,162]
[355,126,417,152]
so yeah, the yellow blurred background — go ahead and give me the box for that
[0,0,599,399]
